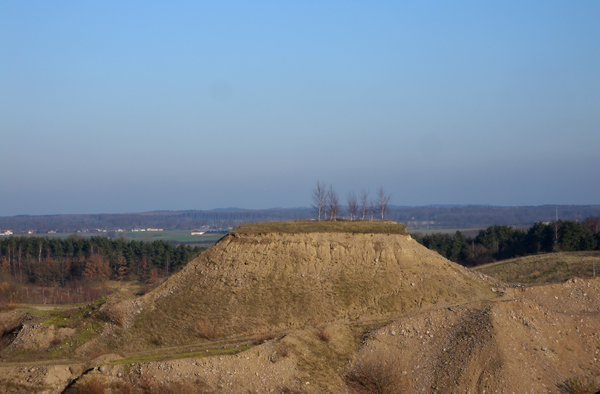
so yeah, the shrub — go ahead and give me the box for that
[102,303,126,326]
[72,377,107,394]
[276,387,304,394]
[346,350,403,394]
[315,325,331,342]
[269,342,291,363]
[110,381,133,394]
[252,330,277,345]
[50,336,63,347]
[132,378,209,394]
[558,375,599,394]
[87,344,108,359]
[195,319,218,340]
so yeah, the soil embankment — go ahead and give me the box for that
[1,221,599,393]
[122,225,494,350]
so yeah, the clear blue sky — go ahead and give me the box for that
[1,1,599,216]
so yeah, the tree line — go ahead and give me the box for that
[413,217,600,267]
[0,235,203,286]
[312,182,391,221]
[3,206,600,233]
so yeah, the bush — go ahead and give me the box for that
[71,377,107,394]
[131,378,210,394]
[110,381,133,394]
[252,330,277,345]
[346,350,403,394]
[102,303,126,326]
[558,375,599,394]
[195,319,218,340]
[315,325,331,342]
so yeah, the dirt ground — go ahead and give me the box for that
[1,228,599,393]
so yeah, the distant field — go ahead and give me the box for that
[409,228,484,238]
[14,230,226,245]
[474,251,600,285]
[121,230,225,244]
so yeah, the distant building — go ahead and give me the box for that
[115,229,125,232]
[1,230,13,235]
[147,228,163,232]
[28,230,36,234]
[191,230,206,235]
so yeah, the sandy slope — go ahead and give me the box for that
[116,231,494,350]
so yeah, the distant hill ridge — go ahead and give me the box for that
[2,205,600,233]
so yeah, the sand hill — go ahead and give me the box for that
[119,221,494,350]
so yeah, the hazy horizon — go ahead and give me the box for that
[2,2,599,216]
[2,203,600,219]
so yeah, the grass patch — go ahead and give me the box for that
[474,251,600,285]
[231,220,407,236]
[41,310,67,327]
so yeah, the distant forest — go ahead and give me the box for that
[2,205,600,234]
[413,217,600,267]
[0,236,202,287]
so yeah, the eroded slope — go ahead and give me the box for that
[122,229,494,350]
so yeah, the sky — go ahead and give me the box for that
[1,1,599,216]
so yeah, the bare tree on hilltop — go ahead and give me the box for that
[359,189,369,220]
[312,184,391,221]
[376,187,391,220]
[312,181,327,221]
[328,184,341,221]
[347,191,358,220]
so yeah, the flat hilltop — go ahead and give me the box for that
[230,219,408,235]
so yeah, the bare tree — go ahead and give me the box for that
[359,189,369,220]
[328,184,341,221]
[347,191,358,220]
[376,187,391,220]
[369,199,375,221]
[312,181,326,221]
[584,216,600,233]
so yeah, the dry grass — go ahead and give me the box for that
[50,335,63,347]
[231,220,407,235]
[315,325,331,342]
[558,375,599,394]
[87,343,109,359]
[275,387,305,394]
[129,377,210,394]
[68,377,107,394]
[195,319,218,340]
[346,349,404,394]
[253,329,278,345]
[110,381,133,394]
[102,303,126,326]
[146,381,209,394]
[475,251,600,285]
